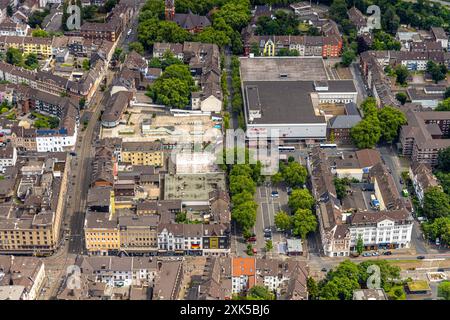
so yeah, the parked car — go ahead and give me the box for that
[362,252,371,257]
[372,252,379,256]
[247,237,256,243]
[383,251,392,256]
[417,256,426,260]
[399,178,404,184]
[271,191,279,198]
[321,268,327,272]
[252,248,257,254]
[437,268,445,272]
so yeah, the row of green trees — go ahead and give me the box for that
[271,157,308,188]
[274,187,317,240]
[422,147,450,246]
[272,157,317,240]
[308,260,402,300]
[230,56,246,129]
[350,98,406,149]
[137,0,250,54]
[225,149,264,236]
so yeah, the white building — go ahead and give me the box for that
[409,163,440,205]
[36,127,77,152]
[244,80,357,142]
[77,256,157,287]
[231,257,256,294]
[157,224,203,254]
[0,21,30,37]
[349,210,414,250]
[0,143,17,168]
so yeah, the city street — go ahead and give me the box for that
[350,62,369,105]
[254,184,289,254]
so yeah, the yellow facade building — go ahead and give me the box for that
[120,142,164,166]
[84,211,120,255]
[0,36,53,58]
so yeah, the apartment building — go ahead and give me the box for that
[431,27,448,50]
[0,153,69,255]
[157,223,202,255]
[0,19,29,37]
[400,110,450,166]
[153,260,183,300]
[0,256,46,300]
[201,224,230,256]
[152,42,184,60]
[348,209,413,251]
[409,162,440,205]
[309,146,413,256]
[0,141,16,168]
[0,36,53,57]
[84,211,120,256]
[10,126,37,151]
[231,257,256,294]
[347,7,371,35]
[120,141,164,166]
[76,255,158,287]
[244,35,343,58]
[118,215,159,254]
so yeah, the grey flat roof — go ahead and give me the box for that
[240,57,328,82]
[243,80,356,125]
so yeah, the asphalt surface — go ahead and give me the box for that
[65,12,141,255]
[350,62,368,105]
[254,184,289,251]
[378,146,429,255]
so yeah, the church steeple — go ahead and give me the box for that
[165,0,175,20]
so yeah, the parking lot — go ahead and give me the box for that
[253,183,290,254]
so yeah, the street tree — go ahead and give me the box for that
[438,281,450,300]
[247,285,275,300]
[229,175,256,196]
[395,92,407,105]
[128,42,145,54]
[395,65,409,85]
[307,277,319,300]
[288,188,315,212]
[437,98,450,111]
[356,235,364,255]
[341,49,356,67]
[274,211,291,231]
[291,208,317,239]
[232,200,257,232]
[423,187,450,220]
[350,116,381,149]
[280,161,308,188]
[148,77,191,108]
[265,239,273,252]
[377,106,407,143]
[437,146,450,172]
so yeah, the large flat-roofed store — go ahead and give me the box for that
[241,57,358,143]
